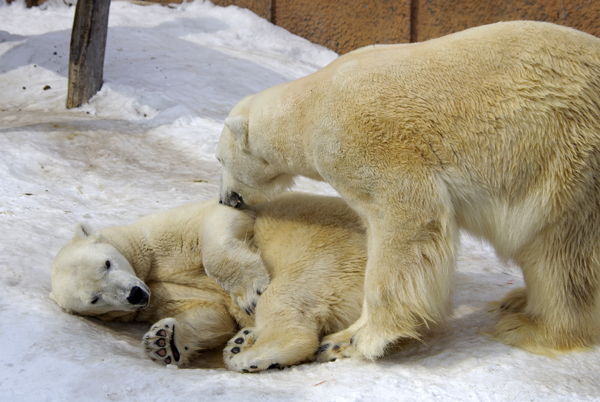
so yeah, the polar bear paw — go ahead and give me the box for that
[495,287,528,314]
[223,328,283,372]
[229,275,270,316]
[317,323,405,362]
[315,334,355,362]
[315,324,380,362]
[143,318,186,366]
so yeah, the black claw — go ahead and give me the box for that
[235,337,244,344]
[231,347,240,354]
[242,369,249,373]
[268,363,281,370]
[315,343,330,355]
[329,358,336,362]
[250,365,258,369]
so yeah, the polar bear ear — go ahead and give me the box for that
[224,115,249,146]
[73,222,95,241]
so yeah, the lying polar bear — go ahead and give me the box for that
[216,20,600,361]
[50,192,366,372]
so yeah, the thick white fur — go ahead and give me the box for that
[216,21,600,359]
[50,193,366,371]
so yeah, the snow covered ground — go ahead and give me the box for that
[0,1,599,400]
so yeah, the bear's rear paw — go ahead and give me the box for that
[223,328,284,373]
[143,318,187,366]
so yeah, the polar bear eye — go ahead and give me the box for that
[91,297,99,305]
[105,260,111,269]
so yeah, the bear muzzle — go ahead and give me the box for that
[127,286,150,308]
[219,191,246,209]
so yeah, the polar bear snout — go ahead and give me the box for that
[220,191,246,209]
[127,286,149,307]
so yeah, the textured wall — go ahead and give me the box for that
[412,0,600,42]
[210,0,272,21]
[35,0,599,53]
[208,0,600,53]
[272,0,411,54]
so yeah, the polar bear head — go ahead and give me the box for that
[216,95,295,208]
[50,223,150,316]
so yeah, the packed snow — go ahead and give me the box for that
[0,1,599,400]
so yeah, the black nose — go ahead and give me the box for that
[221,192,245,209]
[127,286,149,306]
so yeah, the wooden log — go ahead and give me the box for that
[66,0,111,109]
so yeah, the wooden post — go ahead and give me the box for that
[66,0,111,109]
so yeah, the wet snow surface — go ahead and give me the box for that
[0,1,599,400]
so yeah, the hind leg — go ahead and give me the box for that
[223,287,320,372]
[491,225,600,354]
[223,323,319,372]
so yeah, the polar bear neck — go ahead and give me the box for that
[96,203,212,284]
[252,83,325,182]
[97,225,154,282]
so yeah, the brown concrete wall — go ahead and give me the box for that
[208,0,600,53]
[272,0,411,54]
[31,0,598,54]
[210,0,272,21]
[412,0,600,42]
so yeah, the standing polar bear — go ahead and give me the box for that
[217,21,600,360]
[50,193,366,372]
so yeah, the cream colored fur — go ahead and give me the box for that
[50,193,366,371]
[216,21,600,360]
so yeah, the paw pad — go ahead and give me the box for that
[223,328,287,373]
[143,318,183,366]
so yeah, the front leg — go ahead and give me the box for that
[318,178,458,360]
[143,302,238,366]
[201,204,270,314]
